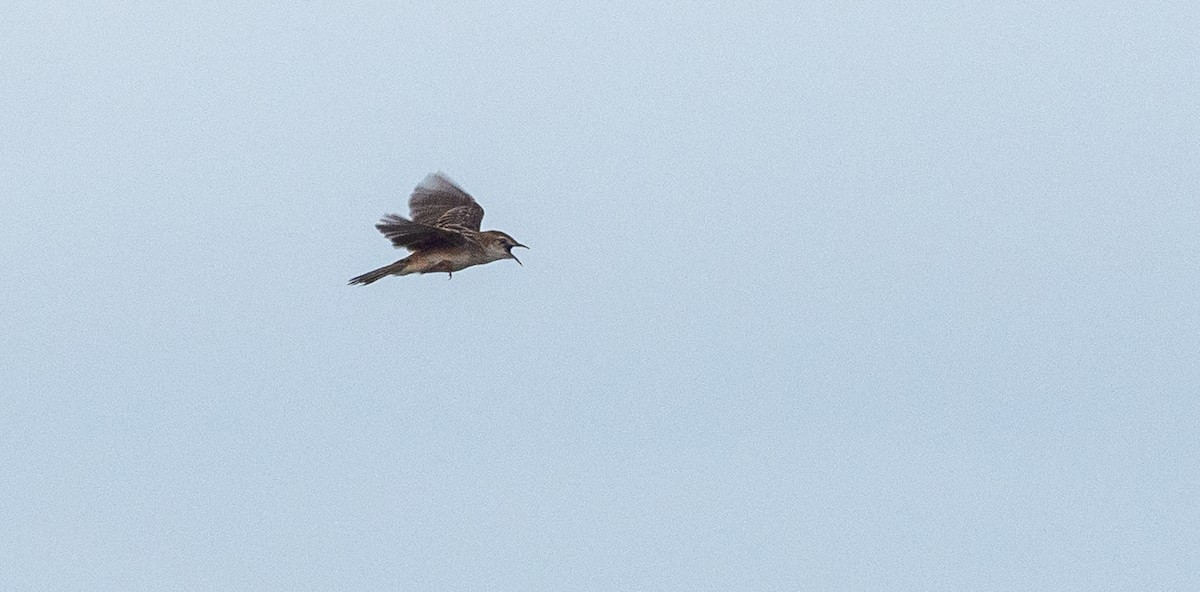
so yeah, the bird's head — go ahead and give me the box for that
[481,231,528,265]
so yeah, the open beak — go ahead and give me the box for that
[511,243,528,266]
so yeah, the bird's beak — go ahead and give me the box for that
[510,243,527,266]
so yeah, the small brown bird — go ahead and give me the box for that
[349,173,527,285]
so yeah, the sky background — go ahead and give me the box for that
[2,2,1198,590]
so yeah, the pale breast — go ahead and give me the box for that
[408,245,485,273]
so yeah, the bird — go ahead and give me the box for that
[349,172,527,285]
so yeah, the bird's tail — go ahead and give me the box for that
[348,259,410,285]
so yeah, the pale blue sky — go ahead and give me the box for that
[2,2,1197,590]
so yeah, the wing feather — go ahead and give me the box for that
[375,214,471,251]
[408,172,485,231]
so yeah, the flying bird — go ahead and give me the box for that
[349,173,527,285]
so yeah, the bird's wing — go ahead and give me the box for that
[408,172,485,232]
[375,214,473,251]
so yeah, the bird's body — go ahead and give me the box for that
[349,173,526,285]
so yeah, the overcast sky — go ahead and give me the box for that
[2,2,1197,590]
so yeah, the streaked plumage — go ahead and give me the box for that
[349,173,527,285]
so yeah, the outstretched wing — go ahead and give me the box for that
[375,214,472,251]
[408,172,485,232]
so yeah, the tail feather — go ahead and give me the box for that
[349,259,409,285]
